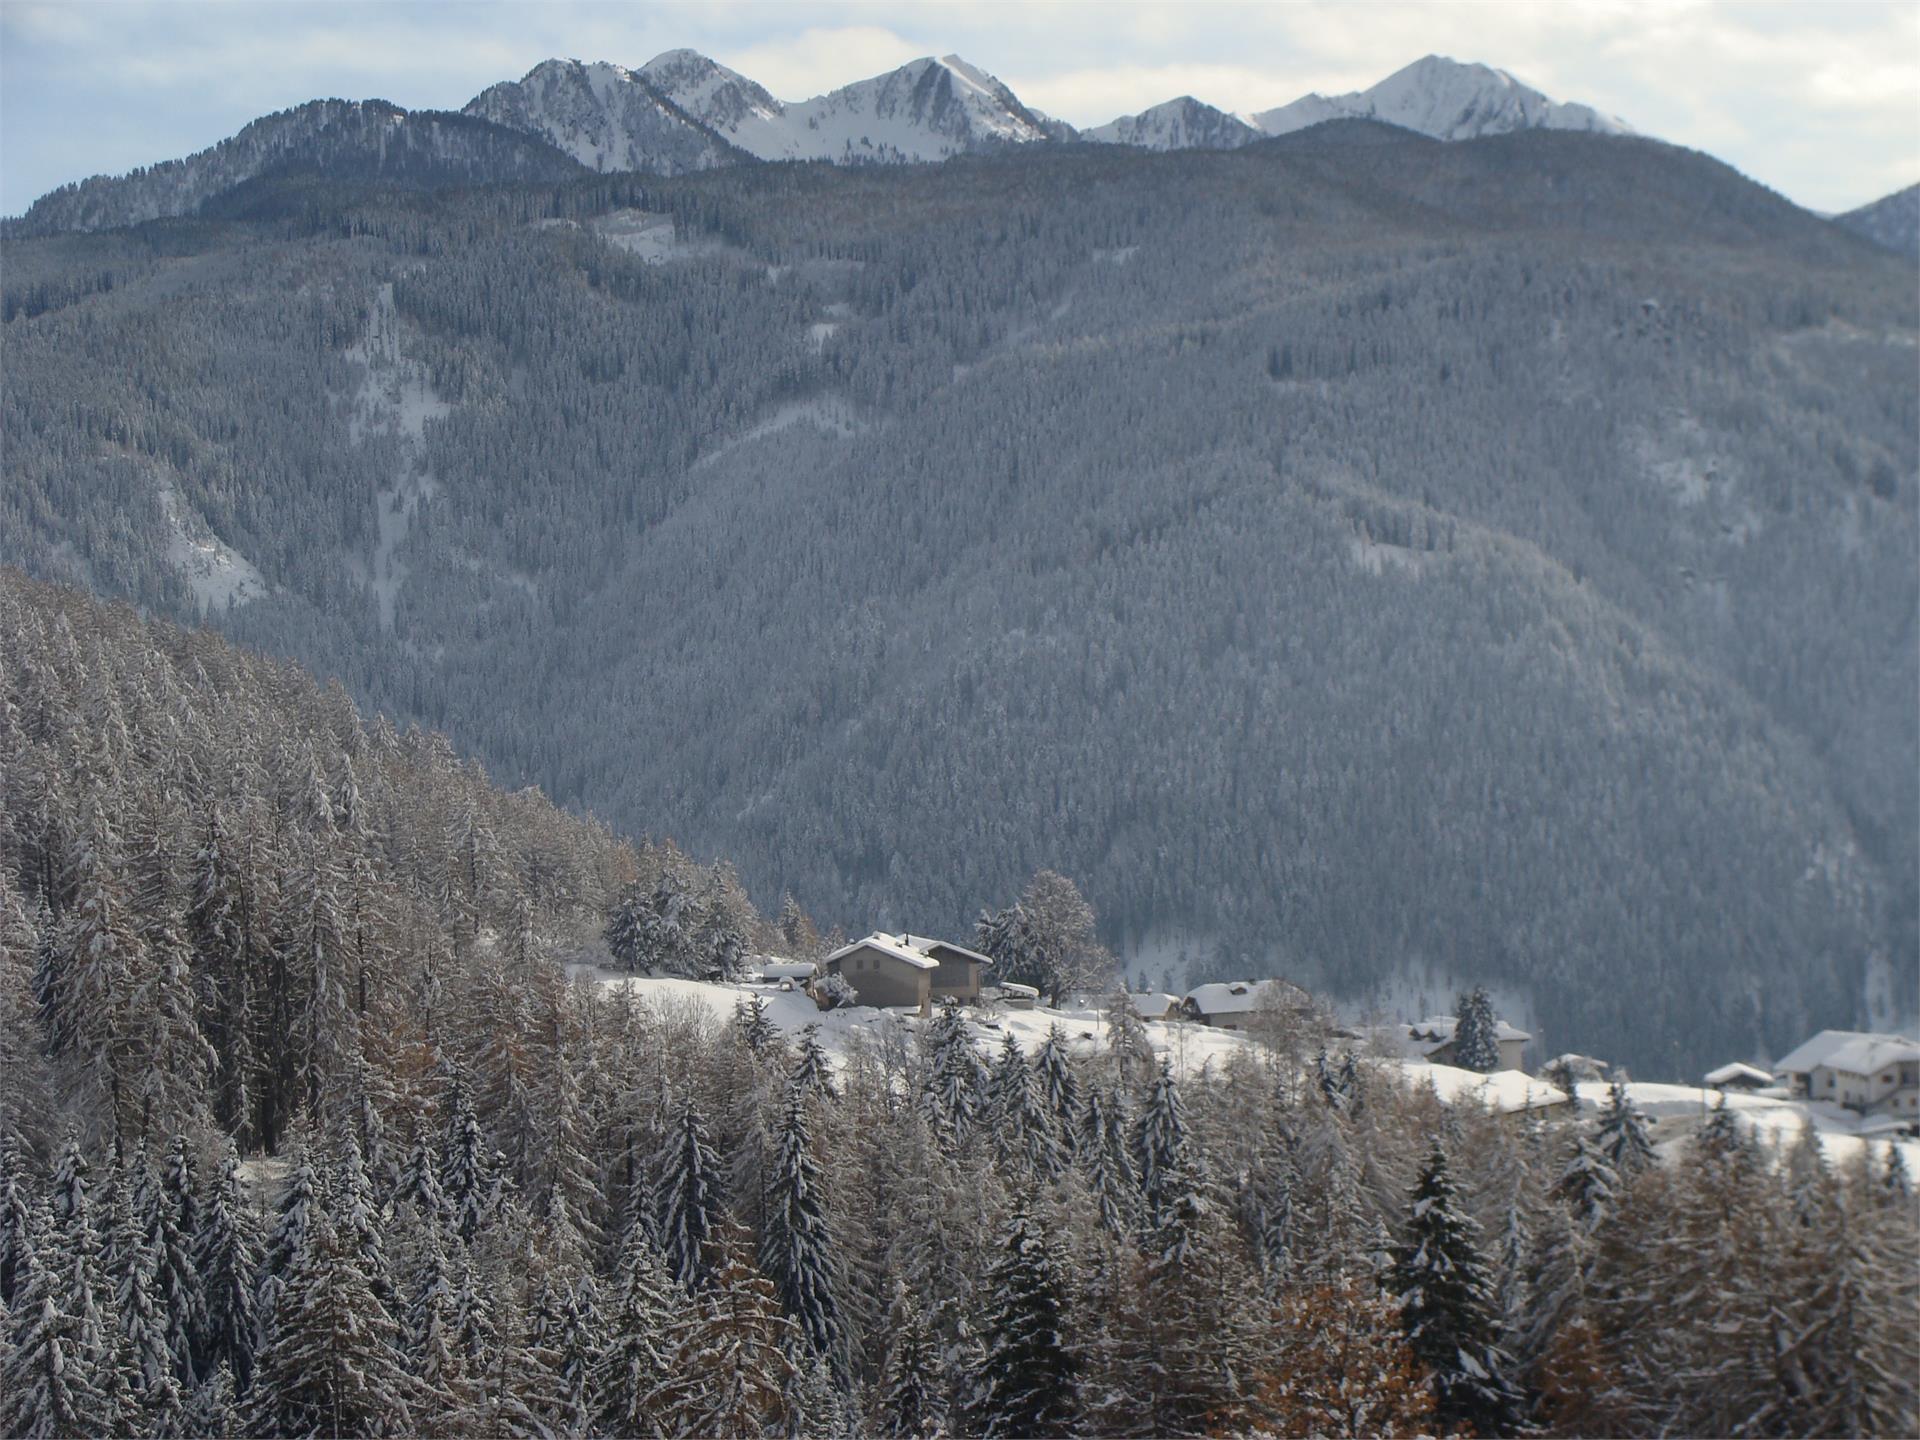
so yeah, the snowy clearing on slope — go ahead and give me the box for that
[155,481,268,611]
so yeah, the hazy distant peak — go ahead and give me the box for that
[1254,53,1632,142]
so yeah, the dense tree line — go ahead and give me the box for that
[1,572,1915,1438]
[3,130,1914,1073]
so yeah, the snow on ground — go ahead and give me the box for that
[1572,1080,1920,1174]
[568,966,1258,1077]
[156,482,269,610]
[1394,1061,1567,1114]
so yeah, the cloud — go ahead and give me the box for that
[1,0,1913,216]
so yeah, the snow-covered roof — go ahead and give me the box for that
[1775,1029,1917,1075]
[757,960,817,981]
[1183,978,1309,1016]
[1821,1037,1920,1077]
[823,933,938,971]
[1405,1015,1531,1046]
[1125,992,1181,1016]
[1704,1062,1774,1088]
[904,934,993,968]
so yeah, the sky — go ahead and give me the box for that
[2,0,1916,217]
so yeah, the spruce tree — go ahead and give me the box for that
[1452,987,1502,1074]
[1034,1024,1081,1139]
[970,1197,1078,1437]
[2,1204,106,1440]
[873,1280,944,1438]
[1594,1080,1656,1176]
[791,1024,835,1101]
[594,1224,677,1437]
[0,1132,32,1310]
[1555,1132,1620,1234]
[440,1077,494,1244]
[1390,1140,1525,1436]
[193,1140,259,1392]
[1130,1058,1192,1230]
[656,1095,722,1291]
[248,1216,415,1437]
[1076,1084,1138,1236]
[761,1081,845,1371]
[148,1134,204,1383]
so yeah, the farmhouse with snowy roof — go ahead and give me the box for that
[1389,1014,1531,1073]
[1180,978,1313,1029]
[1774,1030,1920,1120]
[818,932,993,1014]
[1702,1061,1774,1093]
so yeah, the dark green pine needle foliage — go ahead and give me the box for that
[1391,1140,1527,1436]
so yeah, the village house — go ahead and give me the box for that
[1774,1030,1920,1119]
[1703,1061,1775,1093]
[1180,978,1313,1030]
[817,932,995,1014]
[1387,1014,1532,1073]
[1123,991,1181,1022]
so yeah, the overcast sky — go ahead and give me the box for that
[3,0,1915,217]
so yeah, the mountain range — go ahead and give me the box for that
[5,99,1913,1076]
[15,50,1640,235]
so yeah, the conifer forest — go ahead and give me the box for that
[0,572,1914,1436]
[3,16,1919,1435]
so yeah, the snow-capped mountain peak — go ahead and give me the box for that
[1254,54,1631,142]
[537,49,1051,168]
[463,58,739,175]
[1086,96,1263,152]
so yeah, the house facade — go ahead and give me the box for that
[819,932,994,1014]
[820,934,937,1013]
[905,935,994,1003]
[1775,1030,1920,1118]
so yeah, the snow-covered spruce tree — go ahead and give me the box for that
[1131,1058,1192,1230]
[1452,987,1502,1074]
[872,1279,944,1438]
[46,1139,115,1391]
[548,1277,599,1439]
[255,1150,320,1344]
[149,1133,205,1382]
[791,1024,835,1101]
[394,1132,450,1227]
[1034,1024,1081,1142]
[1101,989,1154,1084]
[247,1215,415,1437]
[116,1222,184,1427]
[440,1076,496,1244]
[184,1362,240,1438]
[656,1094,723,1291]
[968,1196,1078,1437]
[604,884,647,974]
[2,1203,106,1439]
[924,1000,987,1146]
[1238,1116,1299,1289]
[406,1222,481,1432]
[193,1139,260,1392]
[0,1131,32,1310]
[991,1032,1067,1180]
[1594,1080,1655,1176]
[1076,1083,1138,1236]
[0,875,55,1147]
[1554,1131,1620,1235]
[1389,1140,1525,1436]
[761,1081,846,1372]
[732,993,780,1058]
[594,1223,677,1437]
[331,1129,395,1320]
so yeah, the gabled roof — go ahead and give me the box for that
[1183,978,1310,1016]
[904,934,993,968]
[1406,1015,1531,1046]
[1822,1037,1920,1076]
[1775,1029,1916,1075]
[1703,1062,1774,1087]
[824,933,938,971]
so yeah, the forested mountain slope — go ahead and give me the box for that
[1837,182,1920,259]
[3,128,1914,1074]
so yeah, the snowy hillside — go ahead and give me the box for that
[1254,54,1632,141]
[1085,97,1263,152]
[463,58,738,175]
[642,51,1052,164]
